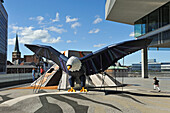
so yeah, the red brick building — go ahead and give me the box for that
[24,54,40,64]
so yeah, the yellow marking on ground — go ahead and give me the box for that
[9,86,58,90]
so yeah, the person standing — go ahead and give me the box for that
[153,77,161,92]
[40,67,44,75]
[32,68,35,81]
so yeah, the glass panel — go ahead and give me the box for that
[134,19,142,37]
[162,3,169,26]
[0,6,7,73]
[149,34,159,46]
[148,10,159,32]
[142,17,147,35]
[162,30,170,43]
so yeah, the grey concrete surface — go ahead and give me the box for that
[0,77,170,113]
[0,73,38,83]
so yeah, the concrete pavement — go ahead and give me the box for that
[0,77,170,113]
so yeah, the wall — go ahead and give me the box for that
[0,73,38,88]
[24,55,39,63]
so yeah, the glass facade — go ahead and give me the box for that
[132,63,161,72]
[134,20,142,37]
[134,2,170,38]
[162,3,169,27]
[148,10,159,32]
[0,2,7,73]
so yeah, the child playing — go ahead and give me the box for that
[153,77,161,92]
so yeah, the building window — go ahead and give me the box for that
[162,29,170,42]
[0,3,7,73]
[142,17,147,35]
[148,10,159,32]
[149,34,159,46]
[135,2,170,38]
[134,19,142,37]
[162,3,170,27]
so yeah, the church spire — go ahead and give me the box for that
[14,33,20,52]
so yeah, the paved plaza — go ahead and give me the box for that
[0,77,170,113]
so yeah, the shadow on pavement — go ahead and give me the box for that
[35,92,63,113]
[98,89,170,98]
[89,89,145,105]
[116,94,145,105]
[66,94,122,112]
[35,90,89,113]
[0,94,12,104]
[128,84,141,86]
[36,90,122,113]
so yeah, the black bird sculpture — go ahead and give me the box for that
[25,37,152,92]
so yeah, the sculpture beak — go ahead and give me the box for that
[67,65,71,70]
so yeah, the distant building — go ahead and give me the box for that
[131,59,170,72]
[7,65,37,74]
[12,34,40,65]
[7,61,13,65]
[9,34,43,73]
[23,54,40,64]
[12,34,24,64]
[161,62,170,71]
[0,1,8,74]
[132,63,161,72]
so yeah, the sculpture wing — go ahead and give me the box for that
[80,38,152,75]
[25,44,69,73]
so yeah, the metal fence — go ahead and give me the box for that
[0,73,39,88]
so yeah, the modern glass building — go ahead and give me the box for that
[0,0,8,74]
[135,2,170,47]
[161,62,170,71]
[105,0,170,78]
[132,59,162,72]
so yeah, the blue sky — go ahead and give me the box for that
[4,0,170,65]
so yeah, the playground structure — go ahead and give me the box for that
[31,50,122,93]
[26,37,152,93]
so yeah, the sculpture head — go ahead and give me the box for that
[66,56,82,72]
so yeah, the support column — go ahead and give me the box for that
[141,48,148,78]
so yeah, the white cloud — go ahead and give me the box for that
[66,40,72,43]
[71,22,81,29]
[74,31,77,35]
[29,16,44,24]
[66,40,76,43]
[20,26,34,36]
[8,38,16,45]
[93,15,102,24]
[29,17,34,20]
[20,28,51,44]
[37,16,44,23]
[129,32,135,37]
[57,24,63,27]
[10,25,24,33]
[9,25,61,44]
[51,12,60,22]
[88,28,100,34]
[93,44,106,48]
[42,37,61,43]
[66,16,78,23]
[35,16,44,24]
[47,26,67,34]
